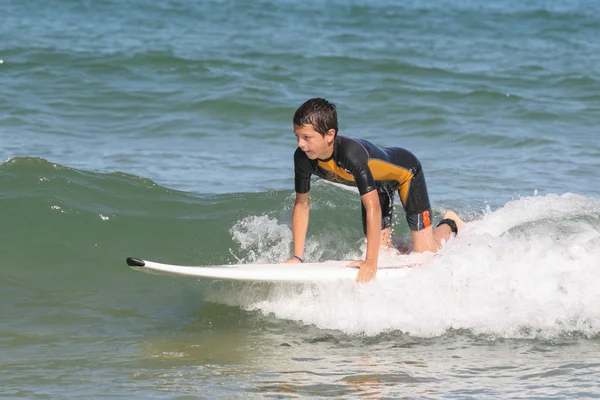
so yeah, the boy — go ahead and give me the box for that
[285,98,464,282]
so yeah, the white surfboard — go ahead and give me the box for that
[126,257,412,282]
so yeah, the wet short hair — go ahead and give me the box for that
[293,98,338,137]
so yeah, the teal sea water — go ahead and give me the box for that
[2,0,600,398]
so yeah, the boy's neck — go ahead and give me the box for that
[318,140,335,161]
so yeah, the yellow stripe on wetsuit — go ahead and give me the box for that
[316,159,414,203]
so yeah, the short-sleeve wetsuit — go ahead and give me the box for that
[294,136,432,233]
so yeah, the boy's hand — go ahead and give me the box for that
[347,259,377,282]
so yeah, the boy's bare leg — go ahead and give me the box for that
[412,210,465,253]
[363,228,398,259]
[380,227,393,248]
[363,228,393,251]
[411,227,437,252]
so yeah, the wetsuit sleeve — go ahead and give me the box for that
[294,147,314,193]
[339,139,376,196]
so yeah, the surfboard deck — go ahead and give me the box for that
[126,257,412,282]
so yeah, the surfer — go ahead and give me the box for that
[285,98,464,282]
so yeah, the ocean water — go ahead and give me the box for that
[2,0,600,398]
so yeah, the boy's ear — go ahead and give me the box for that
[325,128,336,143]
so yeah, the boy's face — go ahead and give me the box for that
[294,124,335,160]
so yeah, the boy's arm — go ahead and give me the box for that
[285,192,310,263]
[349,190,381,282]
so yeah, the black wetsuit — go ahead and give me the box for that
[294,136,432,233]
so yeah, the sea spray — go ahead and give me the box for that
[210,194,600,338]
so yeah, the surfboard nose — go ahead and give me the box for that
[126,257,145,267]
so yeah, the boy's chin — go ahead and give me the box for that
[304,151,317,160]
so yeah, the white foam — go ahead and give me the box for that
[229,214,361,264]
[326,180,359,193]
[228,215,293,263]
[221,193,600,338]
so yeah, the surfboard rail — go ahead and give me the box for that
[125,257,411,282]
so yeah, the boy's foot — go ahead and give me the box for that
[442,210,465,231]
